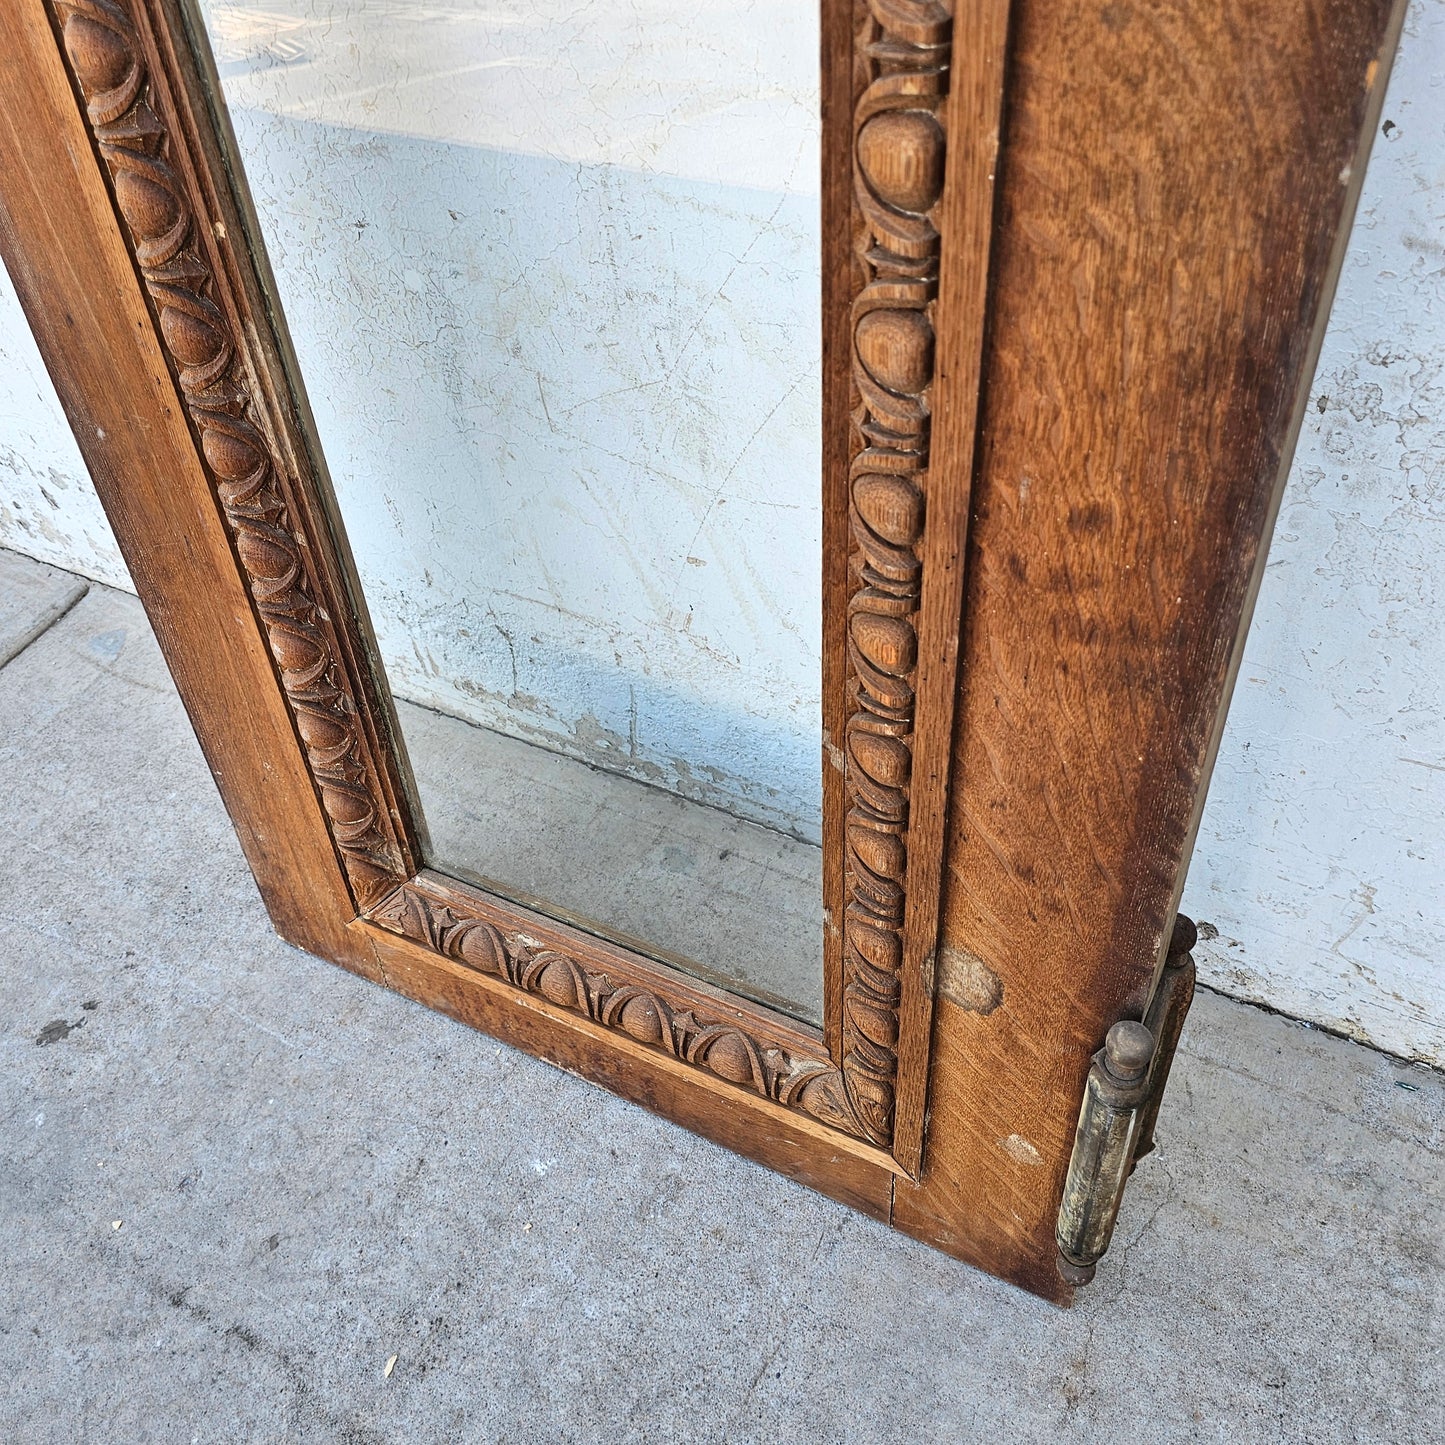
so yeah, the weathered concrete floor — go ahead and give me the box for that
[0,549,1441,1444]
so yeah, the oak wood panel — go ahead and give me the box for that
[2,0,1406,1305]
[833,0,957,1166]
[30,0,905,1151]
[0,1,372,972]
[891,0,1013,1176]
[895,0,1406,1301]
[358,916,898,1223]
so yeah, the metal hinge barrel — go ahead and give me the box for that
[1056,915,1198,1287]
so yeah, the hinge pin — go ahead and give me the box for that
[1055,1020,1155,1286]
[1055,914,1198,1287]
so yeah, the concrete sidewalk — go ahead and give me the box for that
[0,548,1440,1444]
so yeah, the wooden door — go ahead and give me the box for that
[0,0,1404,1301]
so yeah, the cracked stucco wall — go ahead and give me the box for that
[0,295,128,592]
[1178,0,1445,1067]
[1,1,1441,1060]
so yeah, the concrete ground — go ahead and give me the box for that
[0,546,1441,1444]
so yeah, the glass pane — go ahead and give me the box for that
[198,0,824,1021]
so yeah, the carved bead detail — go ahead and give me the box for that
[295,709,351,753]
[616,991,666,1045]
[371,885,867,1142]
[849,998,901,1050]
[113,167,182,239]
[838,0,951,1148]
[455,925,508,976]
[855,308,935,396]
[537,956,583,1010]
[848,822,907,884]
[321,782,375,827]
[853,473,924,546]
[848,919,903,973]
[850,612,917,676]
[200,424,262,481]
[234,528,298,584]
[848,730,911,789]
[158,304,225,368]
[857,111,946,214]
[51,0,402,903]
[63,14,133,90]
[701,1032,754,1085]
[266,621,325,677]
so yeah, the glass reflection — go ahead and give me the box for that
[200,0,823,1020]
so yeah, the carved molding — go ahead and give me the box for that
[49,0,953,1157]
[840,0,952,1145]
[372,881,872,1141]
[52,0,405,904]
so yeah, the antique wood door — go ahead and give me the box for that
[0,0,1404,1301]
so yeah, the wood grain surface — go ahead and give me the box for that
[827,0,1012,1172]
[891,0,1013,1176]
[368,869,885,1146]
[0,0,1406,1303]
[894,0,1407,1300]
[359,915,899,1223]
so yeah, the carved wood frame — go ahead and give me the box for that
[1,0,1403,1302]
[30,0,1007,1166]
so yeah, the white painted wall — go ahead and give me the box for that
[0,281,128,592]
[1,1,1441,1061]
[1179,0,1445,1067]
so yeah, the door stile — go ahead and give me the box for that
[42,0,423,909]
[0,2,370,965]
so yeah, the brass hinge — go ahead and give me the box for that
[1055,915,1197,1287]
